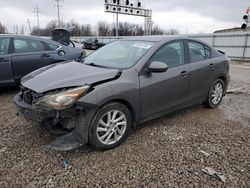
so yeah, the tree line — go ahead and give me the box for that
[0,22,7,34]
[0,20,179,36]
[31,19,179,36]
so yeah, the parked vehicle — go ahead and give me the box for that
[0,34,85,87]
[51,28,84,49]
[14,36,230,151]
[83,38,106,50]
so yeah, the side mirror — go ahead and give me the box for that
[58,50,65,56]
[148,61,168,73]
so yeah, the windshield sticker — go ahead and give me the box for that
[133,43,152,49]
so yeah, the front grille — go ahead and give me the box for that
[22,90,33,105]
[20,87,42,105]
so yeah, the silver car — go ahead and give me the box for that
[14,36,230,151]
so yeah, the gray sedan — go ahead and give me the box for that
[0,34,85,87]
[14,36,230,151]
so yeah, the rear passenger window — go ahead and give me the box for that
[188,41,211,63]
[14,38,45,53]
[205,47,211,59]
[150,41,184,68]
[0,38,10,55]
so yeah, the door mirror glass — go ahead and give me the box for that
[58,50,65,56]
[148,61,168,73]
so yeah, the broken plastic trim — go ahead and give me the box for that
[45,71,122,151]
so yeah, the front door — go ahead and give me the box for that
[139,40,189,119]
[11,37,55,81]
[0,37,15,86]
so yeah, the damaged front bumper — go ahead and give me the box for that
[14,94,90,151]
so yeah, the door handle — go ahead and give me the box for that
[209,63,215,69]
[0,58,9,62]
[41,53,51,58]
[180,71,188,78]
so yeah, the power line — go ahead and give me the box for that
[54,0,64,27]
[34,5,40,35]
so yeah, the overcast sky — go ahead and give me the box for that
[0,0,249,34]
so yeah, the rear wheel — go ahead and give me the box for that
[206,79,225,108]
[89,102,132,150]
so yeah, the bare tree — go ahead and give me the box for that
[97,21,110,36]
[151,25,164,35]
[135,24,144,35]
[164,29,179,35]
[46,20,58,32]
[29,19,166,37]
[81,24,92,36]
[0,22,7,34]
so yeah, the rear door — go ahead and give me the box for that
[0,37,15,86]
[139,40,190,119]
[186,40,215,102]
[11,37,56,81]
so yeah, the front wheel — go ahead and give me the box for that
[206,79,225,108]
[89,102,132,150]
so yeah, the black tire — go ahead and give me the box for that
[206,79,225,108]
[89,102,132,150]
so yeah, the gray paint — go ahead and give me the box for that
[14,36,230,150]
[22,61,119,93]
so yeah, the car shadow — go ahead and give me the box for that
[0,86,19,94]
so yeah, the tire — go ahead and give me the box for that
[89,102,132,150]
[206,79,225,108]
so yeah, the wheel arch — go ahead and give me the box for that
[86,99,137,148]
[216,75,228,93]
[101,99,137,126]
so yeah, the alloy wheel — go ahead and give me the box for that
[211,82,223,105]
[96,110,127,145]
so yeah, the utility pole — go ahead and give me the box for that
[34,5,40,35]
[54,0,63,27]
[21,25,24,35]
[16,25,19,34]
[116,11,118,37]
[27,19,32,35]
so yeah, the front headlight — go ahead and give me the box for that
[33,85,90,110]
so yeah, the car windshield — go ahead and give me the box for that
[84,40,155,69]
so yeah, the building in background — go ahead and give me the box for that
[214,27,249,34]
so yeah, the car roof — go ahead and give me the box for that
[121,35,188,42]
[121,35,211,47]
[0,34,61,45]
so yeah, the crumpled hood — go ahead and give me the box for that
[21,61,119,93]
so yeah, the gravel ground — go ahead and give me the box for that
[0,62,250,187]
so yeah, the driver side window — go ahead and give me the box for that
[150,41,184,68]
[0,37,10,55]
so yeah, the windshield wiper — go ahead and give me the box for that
[86,62,108,68]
